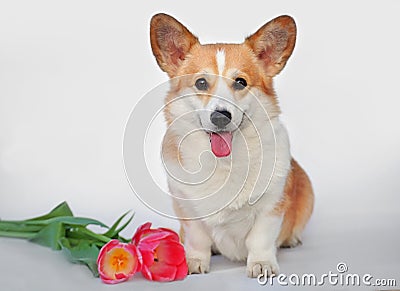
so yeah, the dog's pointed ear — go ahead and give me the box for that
[150,13,199,77]
[245,15,296,77]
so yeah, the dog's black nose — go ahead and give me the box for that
[210,110,232,128]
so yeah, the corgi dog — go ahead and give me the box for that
[149,13,314,277]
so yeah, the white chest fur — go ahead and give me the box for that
[165,117,291,261]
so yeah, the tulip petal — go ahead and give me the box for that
[175,261,188,280]
[131,222,152,245]
[156,240,185,265]
[141,264,153,281]
[100,276,129,284]
[148,263,177,282]
[158,228,180,242]
[143,230,176,242]
[138,232,176,252]
[115,273,127,280]
[139,249,155,268]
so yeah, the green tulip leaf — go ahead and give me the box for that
[59,237,100,277]
[102,210,134,239]
[0,230,36,239]
[20,216,108,228]
[0,222,43,233]
[27,201,73,221]
[66,226,111,243]
[29,221,65,250]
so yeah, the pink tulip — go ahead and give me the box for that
[132,222,188,282]
[97,239,142,284]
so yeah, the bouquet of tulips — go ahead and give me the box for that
[0,202,187,284]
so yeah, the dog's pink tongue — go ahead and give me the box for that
[210,132,232,157]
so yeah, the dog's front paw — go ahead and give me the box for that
[280,236,302,248]
[187,257,210,274]
[246,260,279,278]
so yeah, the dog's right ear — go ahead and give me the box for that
[245,15,296,77]
[150,13,199,77]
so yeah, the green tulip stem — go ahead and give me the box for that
[0,231,36,239]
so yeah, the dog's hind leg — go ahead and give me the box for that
[276,159,314,248]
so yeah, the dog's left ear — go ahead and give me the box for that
[245,15,296,77]
[150,13,199,77]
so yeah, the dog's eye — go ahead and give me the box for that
[195,78,209,90]
[233,78,247,90]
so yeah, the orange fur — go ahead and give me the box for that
[162,43,282,132]
[275,159,314,247]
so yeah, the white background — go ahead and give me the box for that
[0,0,399,290]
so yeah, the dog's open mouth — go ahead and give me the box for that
[209,132,233,158]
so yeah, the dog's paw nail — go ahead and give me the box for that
[246,261,279,278]
[280,236,302,248]
[187,258,210,274]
